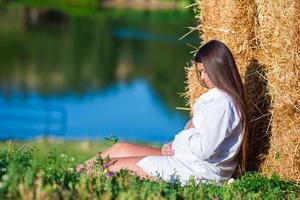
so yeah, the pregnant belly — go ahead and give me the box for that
[172,129,198,162]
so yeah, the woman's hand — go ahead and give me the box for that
[184,119,195,129]
[161,141,174,156]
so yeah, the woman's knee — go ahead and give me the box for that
[106,142,131,157]
[111,142,130,150]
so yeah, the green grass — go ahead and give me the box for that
[0,140,299,199]
[0,139,160,163]
[0,139,111,164]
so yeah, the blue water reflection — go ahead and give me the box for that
[0,7,198,143]
[0,79,187,143]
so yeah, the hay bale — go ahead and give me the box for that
[255,0,300,183]
[185,0,257,108]
[197,0,256,78]
[243,59,272,172]
[194,1,276,173]
[185,0,271,172]
[185,0,300,183]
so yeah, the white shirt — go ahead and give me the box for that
[171,87,243,182]
[137,87,243,184]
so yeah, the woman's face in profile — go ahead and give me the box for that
[196,62,215,89]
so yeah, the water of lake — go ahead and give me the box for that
[0,6,200,143]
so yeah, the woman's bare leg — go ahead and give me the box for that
[85,156,150,178]
[77,142,161,172]
[102,142,161,158]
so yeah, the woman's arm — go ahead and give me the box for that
[161,118,195,156]
[188,105,231,160]
[184,119,195,130]
[161,141,174,156]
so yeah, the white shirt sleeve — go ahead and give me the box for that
[189,105,231,160]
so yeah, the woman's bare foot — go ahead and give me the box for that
[76,156,97,174]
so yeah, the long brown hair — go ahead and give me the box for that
[194,40,248,175]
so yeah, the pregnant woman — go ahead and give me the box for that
[77,40,248,184]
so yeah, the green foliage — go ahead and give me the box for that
[0,143,38,198]
[42,150,80,188]
[0,143,299,199]
[231,172,299,200]
[10,0,194,16]
[105,136,119,145]
[21,0,97,6]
